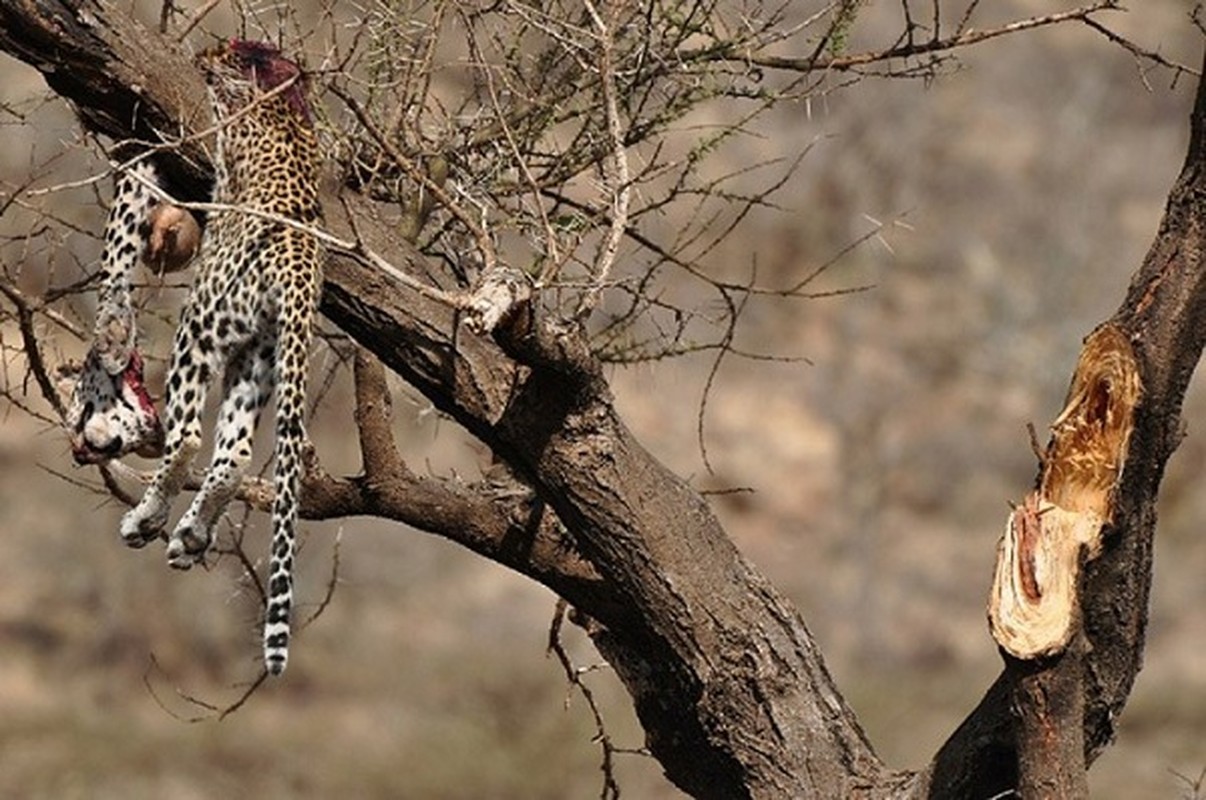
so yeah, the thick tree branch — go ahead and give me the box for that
[0,1,210,190]
[351,347,405,479]
[316,200,887,795]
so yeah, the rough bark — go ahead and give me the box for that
[317,234,888,796]
[1010,640,1090,800]
[1,2,1204,797]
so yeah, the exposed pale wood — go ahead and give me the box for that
[989,324,1140,659]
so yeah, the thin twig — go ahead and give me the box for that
[301,528,342,629]
[547,600,622,800]
[462,11,564,277]
[0,277,66,417]
[142,653,269,722]
[685,2,1124,74]
[175,0,224,42]
[330,84,499,274]
[576,0,631,319]
[1081,17,1200,83]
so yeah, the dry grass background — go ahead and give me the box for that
[1,1,1205,798]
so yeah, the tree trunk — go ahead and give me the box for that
[2,2,1204,797]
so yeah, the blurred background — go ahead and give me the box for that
[1,1,1205,798]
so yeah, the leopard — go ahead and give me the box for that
[119,39,323,676]
[65,161,165,464]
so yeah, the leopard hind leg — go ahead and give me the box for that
[120,294,220,548]
[167,332,275,568]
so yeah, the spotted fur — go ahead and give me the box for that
[65,162,164,463]
[120,40,323,675]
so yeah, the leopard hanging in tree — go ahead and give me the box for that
[120,39,323,675]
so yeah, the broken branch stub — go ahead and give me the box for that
[989,324,1141,659]
[464,267,533,335]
